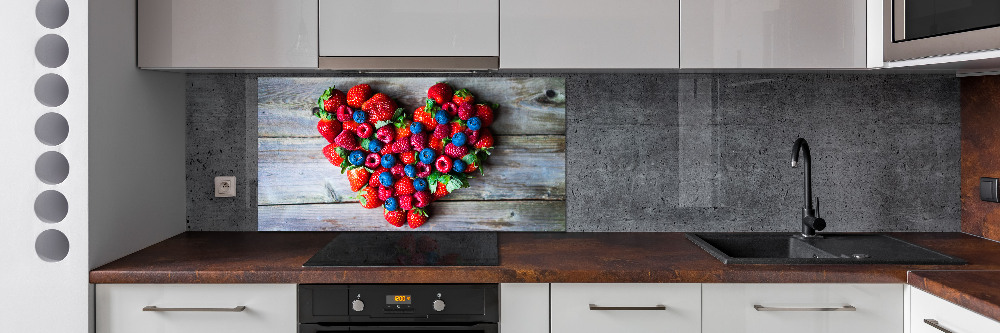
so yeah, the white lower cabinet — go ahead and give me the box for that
[910,287,1000,333]
[551,283,702,333]
[702,283,903,333]
[96,284,297,333]
[500,283,549,333]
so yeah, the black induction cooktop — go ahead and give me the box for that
[303,232,499,267]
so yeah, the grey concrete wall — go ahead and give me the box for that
[187,73,960,232]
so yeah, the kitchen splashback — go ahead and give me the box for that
[186,73,960,232]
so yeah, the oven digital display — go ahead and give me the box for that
[386,295,412,304]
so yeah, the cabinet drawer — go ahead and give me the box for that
[550,283,701,333]
[702,283,902,333]
[911,287,1000,333]
[96,284,296,333]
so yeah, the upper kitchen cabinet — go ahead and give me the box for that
[318,0,500,70]
[138,0,318,69]
[681,0,880,69]
[500,0,681,69]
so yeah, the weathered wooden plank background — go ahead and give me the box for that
[257,77,566,231]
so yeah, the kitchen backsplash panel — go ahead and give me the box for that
[187,73,960,232]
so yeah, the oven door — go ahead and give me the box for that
[300,323,498,333]
[885,0,1000,61]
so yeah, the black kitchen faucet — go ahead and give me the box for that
[791,138,826,238]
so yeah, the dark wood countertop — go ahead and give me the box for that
[91,232,1000,285]
[908,270,1000,323]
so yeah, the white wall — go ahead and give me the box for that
[88,0,186,271]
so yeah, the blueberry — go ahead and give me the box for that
[409,122,423,134]
[413,178,428,192]
[466,117,482,131]
[368,140,383,153]
[353,110,368,124]
[404,164,417,178]
[384,197,399,211]
[419,148,436,165]
[451,132,468,146]
[379,172,394,187]
[348,150,365,166]
[452,159,467,173]
[435,110,449,125]
[380,154,396,169]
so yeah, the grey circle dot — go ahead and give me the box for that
[36,0,69,29]
[35,151,69,185]
[35,229,69,262]
[35,74,69,107]
[35,34,69,68]
[35,112,69,146]
[34,190,68,223]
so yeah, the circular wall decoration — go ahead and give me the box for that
[35,34,69,68]
[36,0,69,29]
[35,151,69,185]
[34,190,68,223]
[35,229,69,262]
[34,73,69,107]
[35,112,69,146]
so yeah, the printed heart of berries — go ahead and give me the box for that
[312,82,496,228]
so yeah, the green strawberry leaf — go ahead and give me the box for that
[412,207,428,217]
[425,98,435,110]
[373,120,391,129]
[461,153,478,166]
[364,166,374,173]
[335,147,347,157]
[446,177,464,192]
[359,194,368,207]
[489,102,499,110]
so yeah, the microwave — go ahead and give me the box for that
[884,0,1000,62]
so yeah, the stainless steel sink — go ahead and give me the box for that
[686,233,966,265]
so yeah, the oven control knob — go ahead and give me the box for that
[432,299,446,312]
[352,299,365,312]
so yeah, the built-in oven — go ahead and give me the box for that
[299,284,498,333]
[884,0,1000,61]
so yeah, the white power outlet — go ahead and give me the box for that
[215,176,236,197]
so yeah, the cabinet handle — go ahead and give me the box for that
[143,306,247,312]
[589,304,667,311]
[753,305,856,312]
[924,319,955,333]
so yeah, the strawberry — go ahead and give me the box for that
[450,122,466,136]
[474,128,494,149]
[355,122,374,138]
[336,105,354,123]
[317,118,341,144]
[457,102,474,120]
[452,88,474,104]
[370,168,388,188]
[362,93,397,122]
[428,137,445,154]
[410,132,429,151]
[433,182,449,200]
[407,209,428,228]
[342,121,359,133]
[347,84,372,108]
[444,143,468,159]
[322,88,347,112]
[400,151,417,165]
[377,184,394,201]
[414,105,437,128]
[432,124,451,140]
[384,209,406,227]
[335,130,360,150]
[376,126,395,144]
[359,186,382,209]
[465,162,478,173]
[347,167,369,192]
[395,177,416,195]
[474,104,494,127]
[398,194,414,211]
[322,144,344,166]
[427,82,453,105]
[395,120,412,139]
[413,191,431,208]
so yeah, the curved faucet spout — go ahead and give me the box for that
[791,138,824,237]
